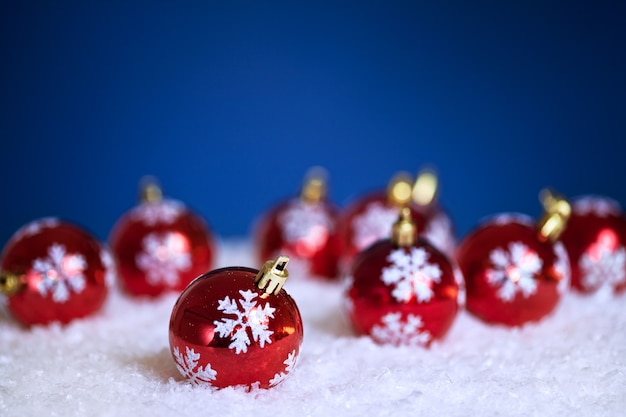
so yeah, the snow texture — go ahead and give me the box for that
[1,240,625,417]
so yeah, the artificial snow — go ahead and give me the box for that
[1,240,624,417]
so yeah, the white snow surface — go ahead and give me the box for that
[1,240,625,417]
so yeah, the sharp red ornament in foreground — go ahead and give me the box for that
[255,168,341,280]
[109,179,215,297]
[456,191,572,326]
[169,256,303,389]
[338,170,456,274]
[559,195,626,294]
[344,207,462,347]
[0,218,113,326]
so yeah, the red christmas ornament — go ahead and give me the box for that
[255,168,341,280]
[109,179,215,297]
[344,208,462,347]
[338,170,455,274]
[0,218,113,326]
[169,256,303,390]
[559,195,626,294]
[456,191,571,326]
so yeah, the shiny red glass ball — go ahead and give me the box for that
[109,199,215,297]
[255,198,341,280]
[169,267,303,389]
[1,218,112,326]
[344,238,461,347]
[559,196,626,294]
[456,214,570,326]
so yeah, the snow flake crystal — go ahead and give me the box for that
[353,202,398,250]
[371,312,432,346]
[32,244,87,303]
[486,242,542,302]
[173,346,217,386]
[381,247,442,303]
[135,232,191,286]
[269,349,298,386]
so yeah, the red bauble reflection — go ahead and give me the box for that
[559,196,626,294]
[169,267,303,389]
[0,218,112,326]
[344,238,461,347]
[255,198,341,280]
[109,198,215,297]
[456,214,570,326]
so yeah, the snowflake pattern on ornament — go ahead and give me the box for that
[579,233,626,290]
[32,244,87,303]
[371,312,432,346]
[100,248,116,287]
[130,200,185,226]
[573,196,621,217]
[15,217,60,239]
[135,232,192,287]
[352,202,398,250]
[213,290,275,354]
[381,247,442,303]
[553,242,571,295]
[173,346,217,386]
[486,242,542,302]
[278,201,333,245]
[269,349,298,387]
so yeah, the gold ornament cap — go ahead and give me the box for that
[254,256,290,295]
[391,207,417,247]
[537,188,571,242]
[300,167,328,204]
[412,168,438,207]
[0,271,23,296]
[139,176,163,203]
[387,172,414,208]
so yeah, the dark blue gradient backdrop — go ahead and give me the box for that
[1,1,625,244]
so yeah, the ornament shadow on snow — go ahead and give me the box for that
[456,189,572,327]
[337,168,456,276]
[108,177,216,297]
[169,255,304,390]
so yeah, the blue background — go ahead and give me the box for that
[1,1,625,245]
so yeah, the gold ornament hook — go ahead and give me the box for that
[412,168,438,207]
[300,167,328,204]
[391,207,416,247]
[139,176,163,203]
[386,172,414,208]
[0,271,23,296]
[254,256,290,295]
[537,188,571,242]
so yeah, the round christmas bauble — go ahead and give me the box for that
[109,180,215,297]
[344,208,461,347]
[559,196,626,294]
[456,192,571,326]
[338,170,455,273]
[255,168,341,279]
[169,256,303,390]
[0,218,113,326]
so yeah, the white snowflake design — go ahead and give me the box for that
[100,247,117,287]
[278,201,333,247]
[32,244,87,303]
[173,346,217,386]
[352,202,398,250]
[371,312,432,347]
[15,217,60,239]
[130,199,185,226]
[573,196,621,217]
[135,232,192,287]
[269,349,298,387]
[553,242,571,295]
[381,247,442,303]
[213,290,275,354]
[579,230,626,290]
[423,212,455,256]
[486,242,543,302]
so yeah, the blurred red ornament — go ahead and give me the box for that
[344,208,462,347]
[338,170,455,273]
[559,196,626,294]
[456,191,571,326]
[255,168,341,280]
[0,218,113,326]
[169,256,303,390]
[109,178,215,297]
